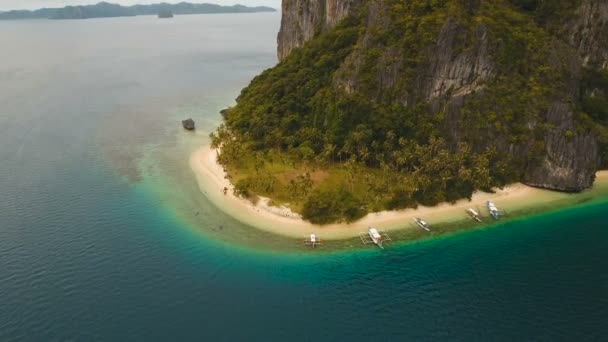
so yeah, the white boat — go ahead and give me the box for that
[368,227,384,248]
[413,218,431,231]
[466,208,482,222]
[487,201,499,220]
[305,233,321,248]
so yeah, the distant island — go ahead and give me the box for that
[0,2,276,20]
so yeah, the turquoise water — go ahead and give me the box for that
[1,14,607,341]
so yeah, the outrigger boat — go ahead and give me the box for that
[359,227,392,249]
[304,233,322,248]
[413,218,431,232]
[466,208,482,223]
[487,201,500,220]
[368,227,384,249]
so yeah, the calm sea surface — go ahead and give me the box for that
[1,13,607,341]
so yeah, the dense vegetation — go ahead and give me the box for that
[510,0,580,28]
[0,2,275,20]
[212,0,607,224]
[580,67,608,167]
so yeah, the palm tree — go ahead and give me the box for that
[322,143,336,162]
[358,146,370,164]
[344,157,357,192]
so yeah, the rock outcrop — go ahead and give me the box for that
[523,102,599,191]
[158,9,173,18]
[182,118,195,131]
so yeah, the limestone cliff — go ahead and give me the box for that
[277,0,362,61]
[273,0,607,192]
[564,0,608,68]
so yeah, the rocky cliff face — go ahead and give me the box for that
[277,0,362,61]
[425,20,494,102]
[523,102,599,191]
[277,0,608,72]
[275,0,606,192]
[565,0,608,68]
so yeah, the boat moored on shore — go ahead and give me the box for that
[359,228,392,249]
[304,233,322,248]
[487,201,500,220]
[368,227,384,248]
[413,218,431,232]
[466,208,482,222]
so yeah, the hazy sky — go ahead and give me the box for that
[0,0,282,11]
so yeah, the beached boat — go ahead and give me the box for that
[304,233,321,248]
[487,201,500,220]
[368,227,384,249]
[413,218,431,231]
[359,228,391,248]
[466,208,482,222]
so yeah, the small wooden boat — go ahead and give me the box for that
[368,227,384,249]
[304,233,322,248]
[359,228,392,248]
[487,201,500,220]
[413,218,431,232]
[466,208,482,222]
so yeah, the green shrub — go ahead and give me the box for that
[302,187,366,224]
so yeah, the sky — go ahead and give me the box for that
[0,0,282,11]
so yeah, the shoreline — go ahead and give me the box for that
[189,145,608,240]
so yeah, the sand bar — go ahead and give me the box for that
[190,145,608,240]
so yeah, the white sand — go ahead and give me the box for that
[190,145,607,239]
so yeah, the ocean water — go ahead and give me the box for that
[1,13,607,341]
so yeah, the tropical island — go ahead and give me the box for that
[0,2,275,20]
[202,0,608,229]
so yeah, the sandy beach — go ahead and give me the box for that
[190,145,608,240]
